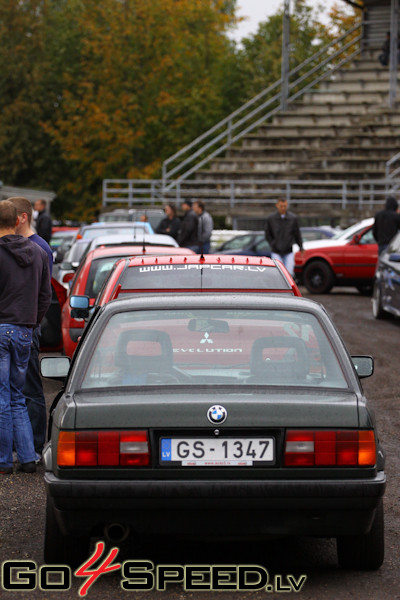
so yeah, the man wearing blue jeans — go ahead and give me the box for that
[10,197,53,459]
[0,201,51,474]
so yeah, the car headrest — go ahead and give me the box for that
[250,336,309,381]
[114,329,173,373]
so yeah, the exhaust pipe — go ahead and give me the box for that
[104,523,130,544]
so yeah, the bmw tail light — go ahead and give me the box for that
[57,430,150,467]
[284,430,376,467]
[119,431,149,466]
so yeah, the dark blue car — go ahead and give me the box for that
[372,231,400,319]
[215,227,335,257]
[215,232,271,257]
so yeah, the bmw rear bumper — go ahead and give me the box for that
[45,471,386,539]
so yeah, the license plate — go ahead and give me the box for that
[160,438,274,466]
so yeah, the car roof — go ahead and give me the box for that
[99,208,164,217]
[87,245,195,260]
[52,226,79,233]
[101,292,322,316]
[87,233,179,248]
[127,254,275,267]
[51,229,78,238]
[226,231,264,237]
[80,221,149,229]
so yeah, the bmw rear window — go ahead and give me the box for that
[81,308,347,389]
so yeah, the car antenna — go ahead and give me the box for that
[142,227,146,254]
[199,205,204,259]
[141,209,147,253]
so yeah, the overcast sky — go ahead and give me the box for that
[229,0,352,43]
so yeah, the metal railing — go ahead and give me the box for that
[103,16,398,216]
[103,178,399,211]
[161,22,363,191]
[386,151,400,191]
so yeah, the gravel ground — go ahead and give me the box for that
[0,287,399,599]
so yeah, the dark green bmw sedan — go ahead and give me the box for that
[41,294,385,570]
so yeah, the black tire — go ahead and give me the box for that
[44,497,90,568]
[303,260,334,294]
[372,281,389,320]
[337,500,384,570]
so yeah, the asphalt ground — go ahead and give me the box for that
[0,287,399,599]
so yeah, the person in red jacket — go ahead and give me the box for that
[0,200,51,475]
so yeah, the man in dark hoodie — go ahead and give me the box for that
[0,200,51,475]
[372,196,400,254]
[10,196,53,461]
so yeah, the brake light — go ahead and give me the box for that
[284,430,376,467]
[63,272,75,284]
[57,430,150,466]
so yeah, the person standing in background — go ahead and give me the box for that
[265,198,303,276]
[177,200,198,251]
[155,203,181,240]
[0,200,51,475]
[193,200,214,254]
[9,197,53,461]
[372,195,400,254]
[33,199,52,244]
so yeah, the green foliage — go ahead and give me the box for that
[236,0,332,99]
[0,0,357,219]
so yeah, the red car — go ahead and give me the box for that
[61,245,195,357]
[88,254,301,307]
[40,278,68,351]
[68,255,301,358]
[294,218,377,294]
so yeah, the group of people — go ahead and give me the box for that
[0,197,53,475]
[155,197,305,270]
[155,199,214,254]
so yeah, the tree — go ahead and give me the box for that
[0,0,359,220]
[44,0,239,219]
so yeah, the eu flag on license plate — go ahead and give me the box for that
[161,439,171,461]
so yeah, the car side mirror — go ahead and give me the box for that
[60,261,79,271]
[351,355,374,378]
[389,253,400,262]
[40,356,70,381]
[353,234,361,244]
[60,261,73,270]
[70,295,90,319]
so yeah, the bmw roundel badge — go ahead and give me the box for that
[207,405,227,424]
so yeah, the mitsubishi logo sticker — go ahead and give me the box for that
[200,332,213,344]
